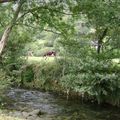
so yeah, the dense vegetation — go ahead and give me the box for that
[0,0,120,107]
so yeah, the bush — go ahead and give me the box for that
[44,41,54,47]
[0,69,11,93]
[21,60,62,90]
[33,61,62,90]
[21,65,35,85]
[59,57,120,105]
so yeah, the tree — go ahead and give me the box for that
[71,0,120,54]
[0,0,119,105]
[0,0,24,55]
[0,0,74,56]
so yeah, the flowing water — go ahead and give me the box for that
[1,88,120,120]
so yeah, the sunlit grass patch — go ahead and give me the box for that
[27,56,57,64]
[112,58,120,63]
[112,58,120,67]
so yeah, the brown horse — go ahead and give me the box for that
[43,51,56,59]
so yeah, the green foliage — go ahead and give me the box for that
[59,57,120,105]
[0,69,11,93]
[0,0,120,106]
[44,41,54,47]
[21,65,34,83]
[0,25,32,92]
[19,60,62,91]
[32,61,62,90]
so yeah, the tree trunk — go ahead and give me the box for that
[0,0,24,56]
[0,26,12,55]
[97,28,108,54]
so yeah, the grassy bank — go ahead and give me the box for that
[20,56,120,106]
[22,56,62,92]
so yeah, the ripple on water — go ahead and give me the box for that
[6,88,64,114]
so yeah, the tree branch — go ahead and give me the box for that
[16,23,61,35]
[17,4,75,22]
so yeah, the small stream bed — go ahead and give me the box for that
[1,88,120,120]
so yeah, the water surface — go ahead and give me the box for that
[2,88,120,120]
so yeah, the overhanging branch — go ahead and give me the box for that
[16,23,61,35]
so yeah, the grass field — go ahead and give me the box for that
[26,56,120,64]
[26,56,59,64]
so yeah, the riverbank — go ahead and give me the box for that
[19,56,120,107]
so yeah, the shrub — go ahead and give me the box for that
[21,65,35,84]
[33,61,62,90]
[44,41,54,47]
[59,57,120,105]
[0,69,11,93]
[21,60,62,90]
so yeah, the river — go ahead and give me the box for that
[1,88,120,120]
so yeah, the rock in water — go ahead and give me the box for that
[29,109,40,116]
[22,111,29,118]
